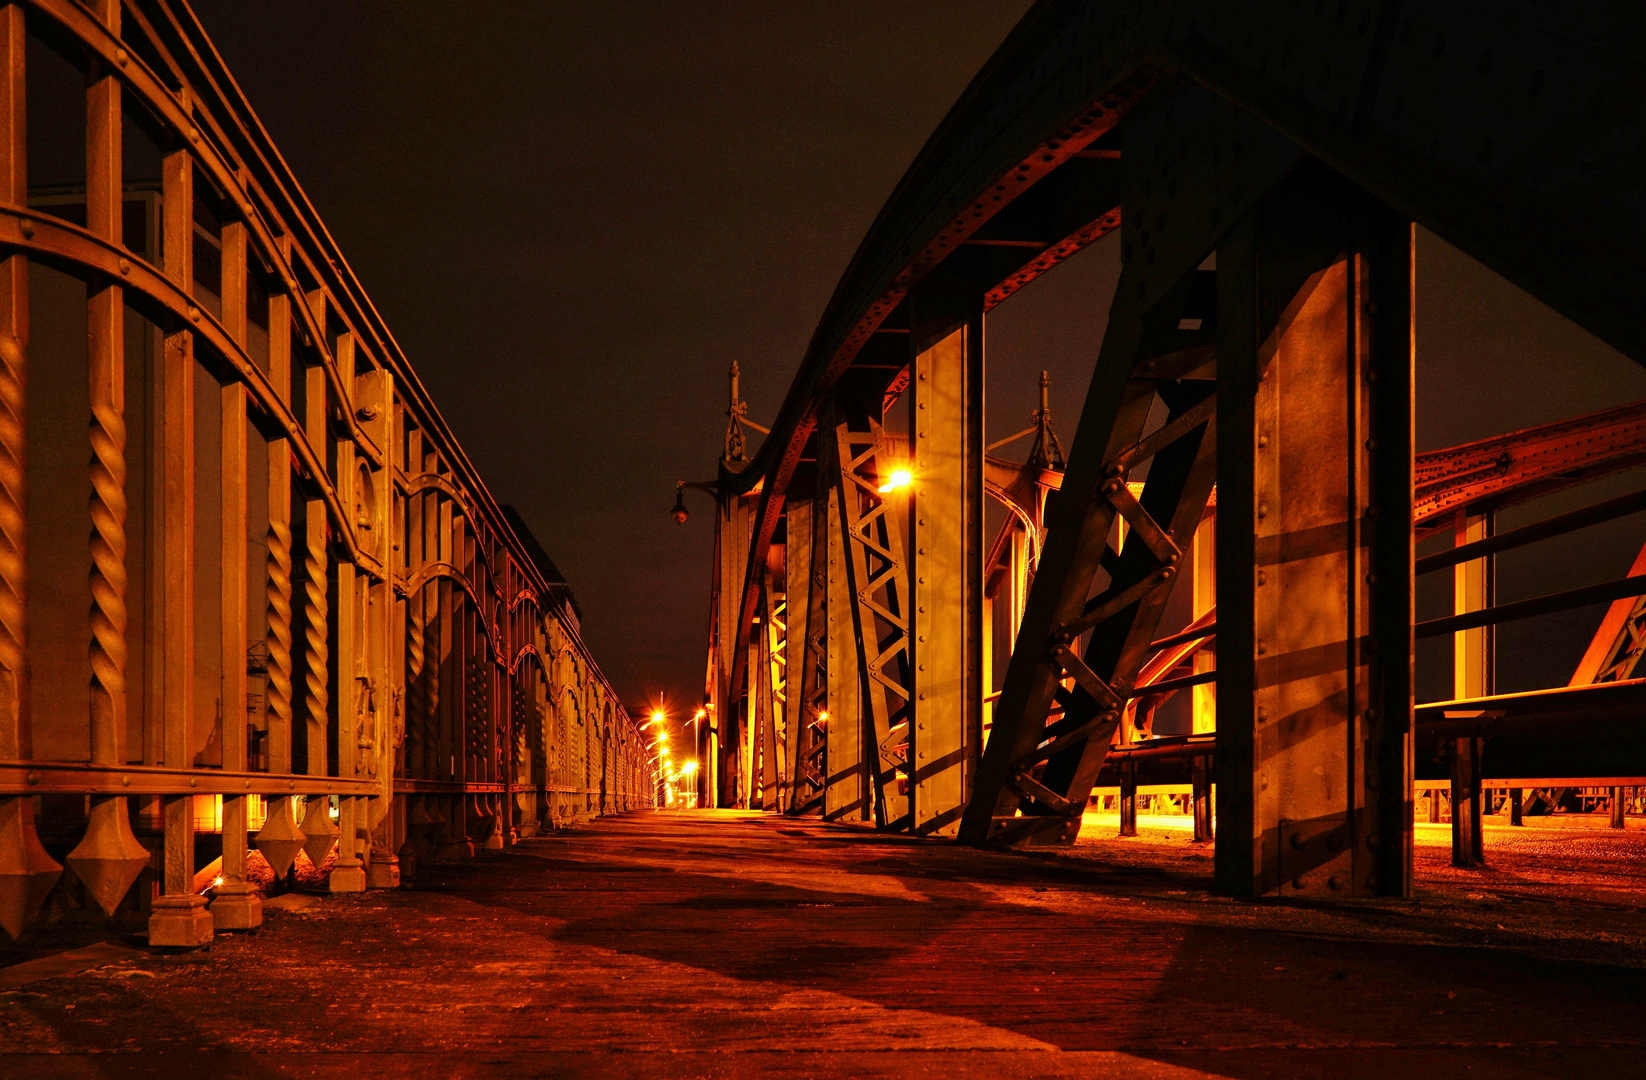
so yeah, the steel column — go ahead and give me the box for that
[1450,512,1490,867]
[907,318,984,837]
[834,421,912,830]
[1214,171,1414,899]
[822,475,866,822]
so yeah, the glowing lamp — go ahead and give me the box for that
[877,468,912,494]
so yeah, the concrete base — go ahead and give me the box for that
[209,884,263,930]
[365,854,400,889]
[148,894,213,948]
[329,858,367,893]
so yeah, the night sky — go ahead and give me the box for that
[189,3,1646,716]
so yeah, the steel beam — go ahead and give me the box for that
[822,470,866,822]
[834,421,912,830]
[907,316,984,837]
[1450,513,1491,867]
[1214,168,1413,899]
[781,492,814,813]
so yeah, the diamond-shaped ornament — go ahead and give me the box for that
[299,796,339,869]
[65,797,150,916]
[253,796,306,877]
[0,797,63,939]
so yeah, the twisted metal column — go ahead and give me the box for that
[0,332,23,745]
[265,512,294,758]
[88,308,126,763]
[303,516,329,764]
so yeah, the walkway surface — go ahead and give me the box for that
[2,810,1644,1078]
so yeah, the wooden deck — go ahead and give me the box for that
[2,809,1644,1078]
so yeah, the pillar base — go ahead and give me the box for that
[365,855,400,889]
[328,858,366,893]
[209,884,263,930]
[149,894,213,948]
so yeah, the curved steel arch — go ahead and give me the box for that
[715,0,1646,725]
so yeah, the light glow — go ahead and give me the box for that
[877,468,912,494]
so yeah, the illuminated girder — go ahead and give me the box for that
[692,0,1646,891]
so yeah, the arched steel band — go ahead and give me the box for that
[404,471,472,510]
[509,643,543,677]
[0,205,382,579]
[509,589,539,614]
[399,473,510,617]
[28,0,639,651]
[401,561,505,670]
[715,76,1156,701]
[984,478,1043,569]
[26,0,383,467]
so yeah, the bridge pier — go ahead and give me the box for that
[907,312,984,837]
[1213,168,1414,899]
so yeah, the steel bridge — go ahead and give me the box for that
[0,0,654,947]
[689,1,1646,897]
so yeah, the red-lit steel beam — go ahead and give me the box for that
[1414,400,1646,534]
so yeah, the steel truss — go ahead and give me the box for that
[693,0,1646,893]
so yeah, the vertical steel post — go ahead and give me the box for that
[1190,505,1216,735]
[1450,511,1489,866]
[1191,754,1213,843]
[1214,174,1414,899]
[1118,760,1137,837]
[330,347,365,889]
[298,294,339,872]
[62,3,145,930]
[212,220,260,927]
[149,139,212,945]
[782,495,812,811]
[823,481,866,821]
[908,317,983,837]
[0,1,48,943]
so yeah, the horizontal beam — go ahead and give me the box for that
[1414,777,1646,791]
[1415,485,1646,577]
[1414,575,1646,639]
[0,762,378,797]
[1147,623,1216,652]
[1126,668,1216,698]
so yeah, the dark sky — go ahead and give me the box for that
[189,2,1645,713]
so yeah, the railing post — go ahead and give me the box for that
[329,368,364,891]
[212,219,260,928]
[147,138,212,946]
[0,1,62,942]
[1450,511,1490,867]
[1191,754,1213,843]
[298,293,339,874]
[1118,760,1137,838]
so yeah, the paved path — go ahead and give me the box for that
[2,810,1643,1078]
